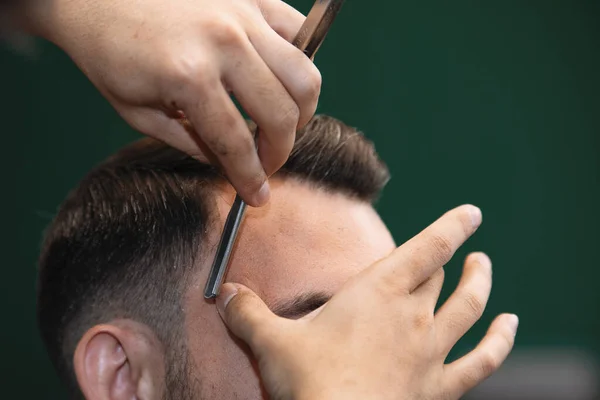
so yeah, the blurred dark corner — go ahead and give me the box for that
[1,1,598,398]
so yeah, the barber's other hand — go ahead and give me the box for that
[25,0,320,206]
[217,205,518,400]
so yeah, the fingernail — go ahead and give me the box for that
[468,205,482,228]
[508,314,519,336]
[254,181,271,206]
[216,283,239,318]
[472,252,491,267]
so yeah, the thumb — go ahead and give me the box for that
[216,283,279,350]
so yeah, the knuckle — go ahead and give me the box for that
[412,311,434,330]
[164,55,215,92]
[478,350,500,377]
[201,117,246,157]
[233,130,256,155]
[458,366,480,390]
[462,291,485,318]
[375,275,410,302]
[213,110,240,132]
[165,56,195,83]
[216,132,252,160]
[238,135,256,160]
[204,133,231,158]
[204,16,245,48]
[276,103,301,131]
[428,233,454,266]
[442,311,466,333]
[297,67,322,103]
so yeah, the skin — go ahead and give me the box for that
[75,178,395,398]
[186,178,397,398]
[74,178,517,399]
[13,0,322,206]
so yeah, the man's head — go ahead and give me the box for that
[37,115,396,399]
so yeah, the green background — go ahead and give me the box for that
[1,1,598,398]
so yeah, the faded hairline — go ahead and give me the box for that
[36,115,390,398]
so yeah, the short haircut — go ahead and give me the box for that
[37,115,390,398]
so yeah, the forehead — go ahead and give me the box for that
[206,178,396,304]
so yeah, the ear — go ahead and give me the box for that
[73,319,166,400]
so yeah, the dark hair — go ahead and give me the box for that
[37,115,390,397]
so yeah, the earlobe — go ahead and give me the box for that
[74,325,138,400]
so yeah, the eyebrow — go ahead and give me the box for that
[270,291,333,319]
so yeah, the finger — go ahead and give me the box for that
[222,40,299,177]
[372,205,482,292]
[216,283,280,352]
[444,313,519,398]
[120,106,211,163]
[249,19,322,130]
[182,83,270,207]
[435,252,493,354]
[259,0,306,42]
[412,268,445,310]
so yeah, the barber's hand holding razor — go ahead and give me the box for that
[16,0,320,206]
[217,205,518,400]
